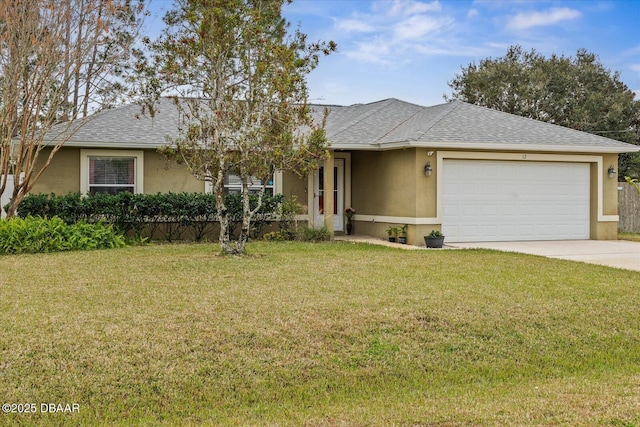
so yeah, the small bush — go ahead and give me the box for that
[0,216,126,255]
[295,226,332,243]
[263,230,292,241]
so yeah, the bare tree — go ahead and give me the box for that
[0,0,145,217]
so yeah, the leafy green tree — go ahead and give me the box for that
[447,45,640,178]
[139,0,335,255]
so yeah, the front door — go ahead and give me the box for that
[314,159,344,231]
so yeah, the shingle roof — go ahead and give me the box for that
[47,97,639,153]
[43,99,182,148]
[315,99,639,153]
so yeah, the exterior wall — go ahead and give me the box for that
[144,151,204,193]
[348,148,623,245]
[351,149,417,217]
[593,152,619,239]
[282,170,309,214]
[28,145,625,243]
[29,148,204,195]
[30,148,81,194]
[350,148,432,245]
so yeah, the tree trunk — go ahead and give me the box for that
[234,176,252,255]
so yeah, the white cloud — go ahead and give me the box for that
[630,64,640,73]
[466,8,479,19]
[507,7,581,30]
[622,45,640,56]
[344,39,393,65]
[388,0,442,16]
[335,18,376,33]
[414,42,492,58]
[333,0,459,64]
[393,15,451,41]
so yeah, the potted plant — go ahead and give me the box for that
[398,224,408,244]
[344,207,356,235]
[424,230,445,248]
[386,225,398,243]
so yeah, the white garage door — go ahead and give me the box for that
[442,160,590,242]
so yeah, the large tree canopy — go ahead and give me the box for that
[446,45,640,178]
[140,0,336,255]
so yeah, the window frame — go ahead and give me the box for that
[206,171,283,196]
[80,149,144,195]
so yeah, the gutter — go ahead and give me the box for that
[331,140,640,154]
[45,139,640,155]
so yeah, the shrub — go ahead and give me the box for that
[263,230,291,241]
[15,192,284,242]
[263,196,303,242]
[0,216,126,255]
[295,226,332,243]
[278,196,302,237]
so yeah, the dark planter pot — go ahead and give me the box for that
[424,236,445,248]
[388,237,396,243]
[346,220,353,235]
[398,236,407,244]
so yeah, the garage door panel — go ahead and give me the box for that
[443,160,590,242]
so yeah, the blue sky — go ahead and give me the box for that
[145,0,640,106]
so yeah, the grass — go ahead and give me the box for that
[1,241,639,426]
[619,232,640,242]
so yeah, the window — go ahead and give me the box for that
[80,150,144,195]
[206,171,282,195]
[88,157,135,194]
[223,173,274,195]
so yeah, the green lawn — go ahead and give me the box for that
[1,241,639,426]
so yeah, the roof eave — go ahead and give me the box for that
[331,140,640,154]
[47,140,162,150]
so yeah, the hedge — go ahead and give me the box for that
[14,192,284,241]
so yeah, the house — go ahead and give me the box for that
[29,98,640,245]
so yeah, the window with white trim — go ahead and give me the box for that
[224,173,274,195]
[88,156,136,194]
[80,149,144,195]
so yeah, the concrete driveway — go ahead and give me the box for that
[449,240,640,272]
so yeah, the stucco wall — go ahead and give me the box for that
[601,153,619,216]
[30,148,81,194]
[348,148,436,245]
[28,146,625,243]
[351,149,417,217]
[144,151,204,194]
[594,152,619,239]
[282,170,309,214]
[415,149,437,218]
[29,147,204,195]
[350,149,623,244]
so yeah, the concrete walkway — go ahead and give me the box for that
[335,235,640,272]
[449,240,640,272]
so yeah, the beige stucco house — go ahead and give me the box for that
[29,98,640,245]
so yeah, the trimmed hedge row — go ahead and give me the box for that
[0,216,126,255]
[15,192,284,241]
